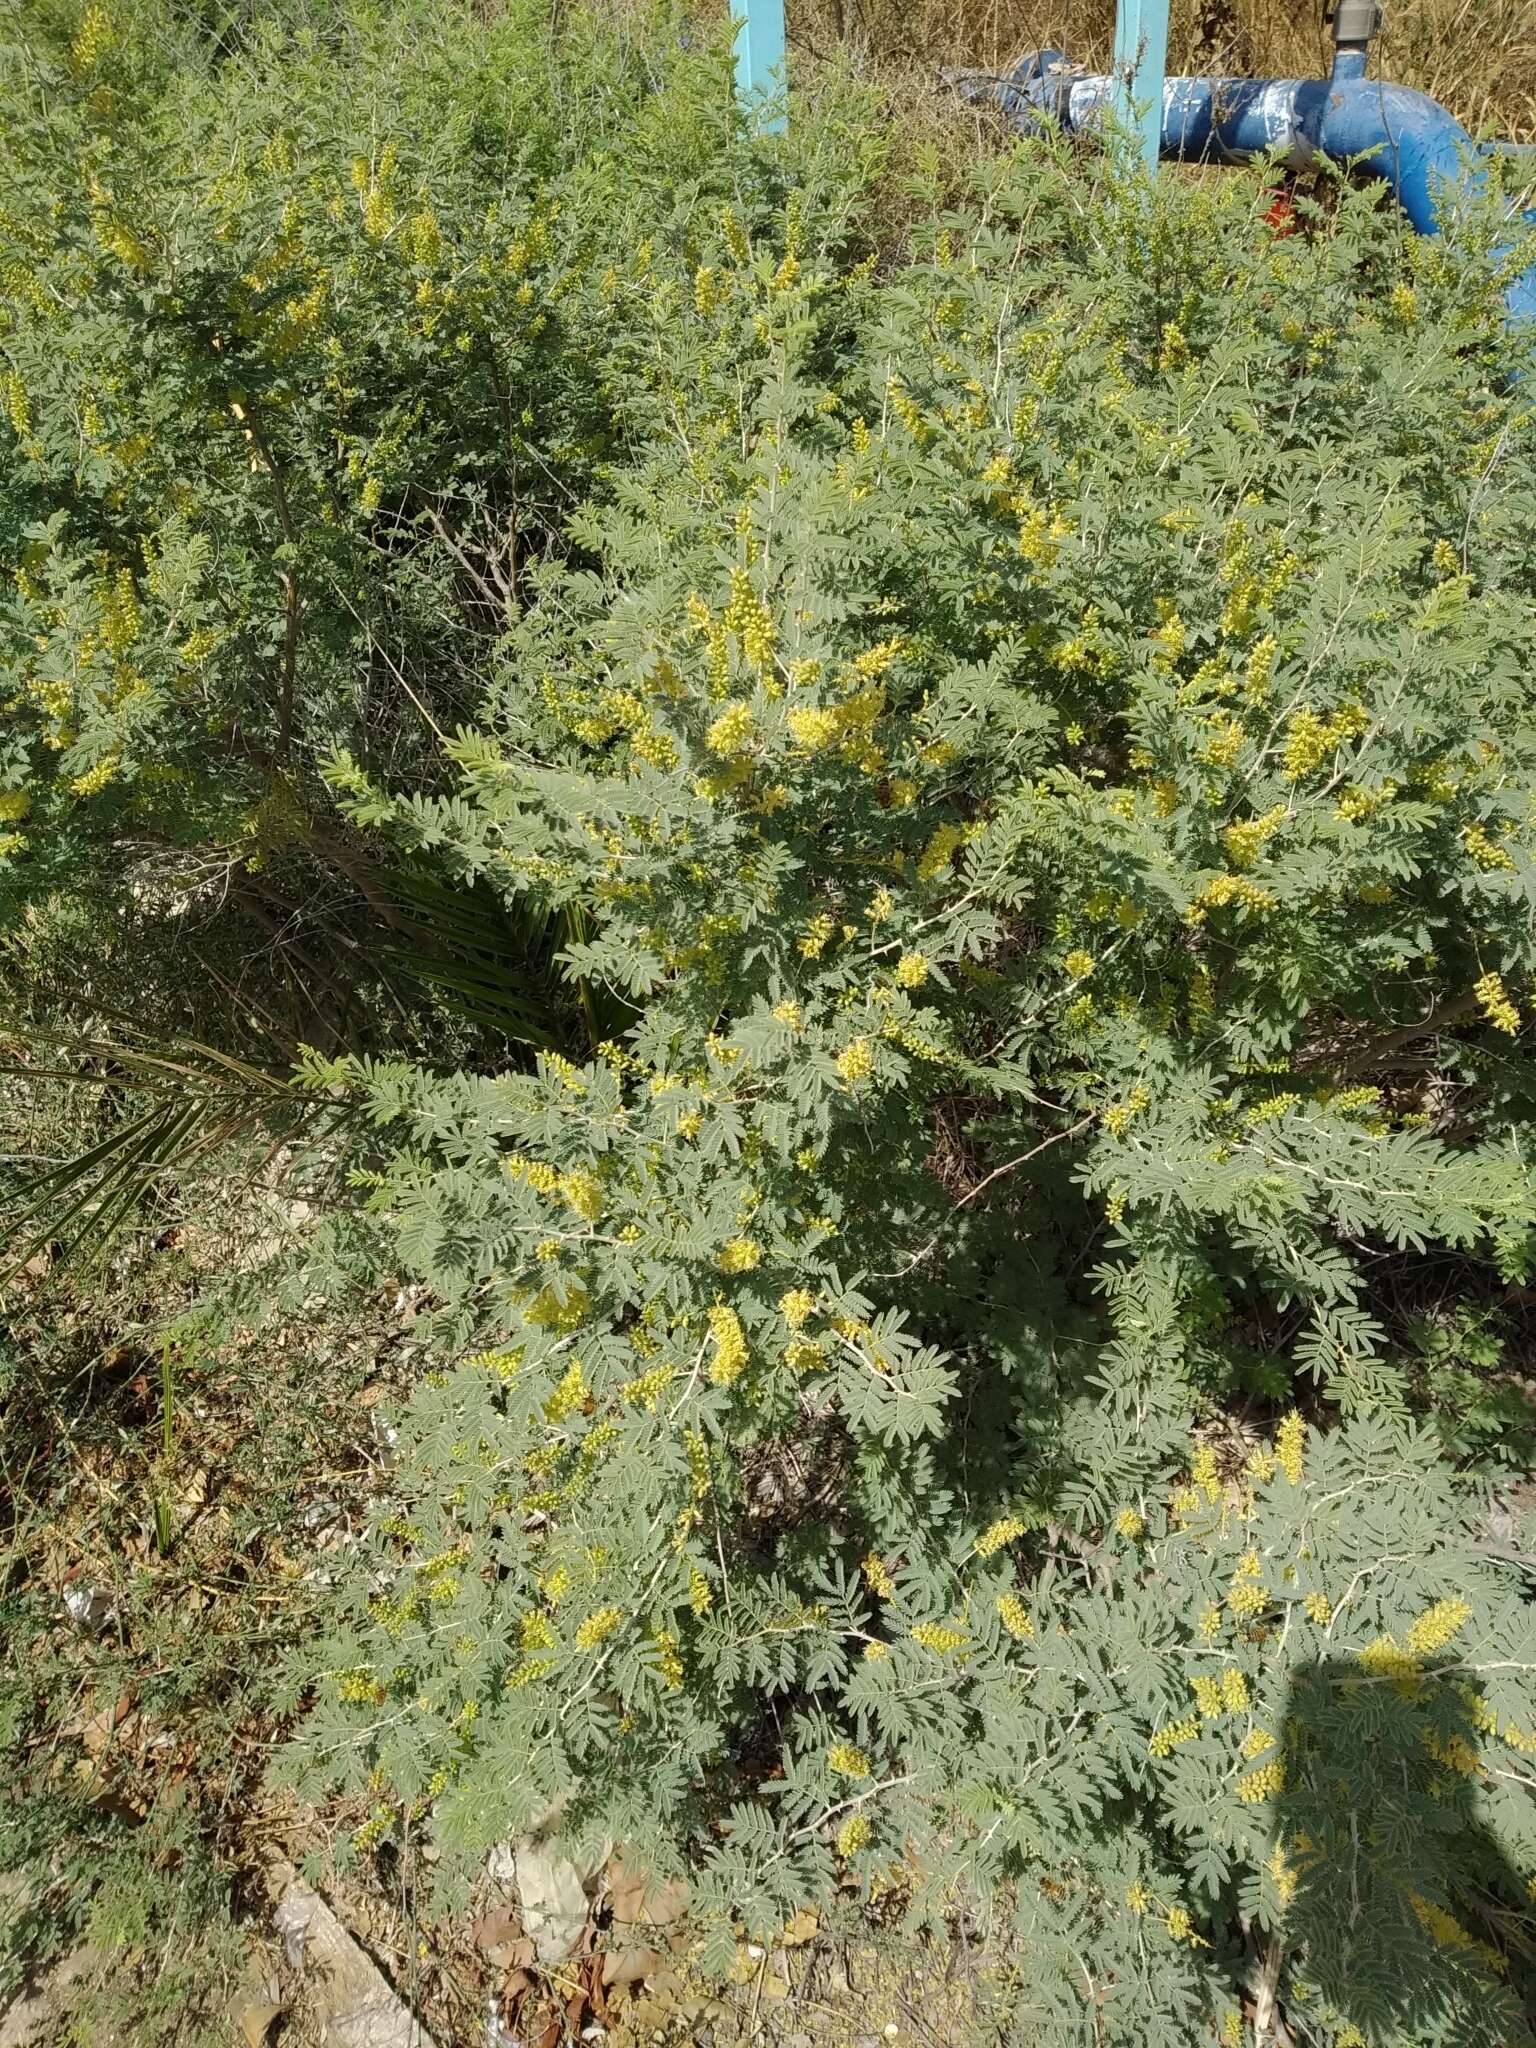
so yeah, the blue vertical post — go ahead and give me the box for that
[1111,0,1169,173]
[734,0,787,134]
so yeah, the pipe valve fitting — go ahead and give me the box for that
[1327,0,1381,50]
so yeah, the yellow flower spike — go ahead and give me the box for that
[542,1361,589,1422]
[558,1167,604,1223]
[862,1553,895,1598]
[916,822,964,882]
[1358,1633,1422,1688]
[707,1303,749,1383]
[652,1630,684,1690]
[974,1514,1027,1558]
[910,1619,967,1655]
[1275,1411,1305,1485]
[1149,1716,1200,1758]
[1190,1675,1224,1719]
[996,1592,1034,1639]
[1191,1444,1221,1505]
[828,1741,870,1778]
[836,1813,871,1857]
[1475,971,1521,1037]
[1236,1759,1285,1804]
[779,1288,816,1328]
[835,1037,874,1088]
[893,952,930,988]
[1404,1597,1472,1657]
[799,913,835,958]
[574,1606,624,1651]
[707,702,756,756]
[787,705,841,751]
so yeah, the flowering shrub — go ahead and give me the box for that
[285,113,1536,2046]
[0,0,876,925]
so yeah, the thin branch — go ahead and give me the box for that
[955,1112,1098,1209]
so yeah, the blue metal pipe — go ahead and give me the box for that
[995,54,1536,326]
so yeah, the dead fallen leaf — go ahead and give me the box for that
[601,1946,664,1989]
[470,1904,523,1956]
[506,1842,588,1965]
[236,1998,282,2048]
[605,1850,690,1935]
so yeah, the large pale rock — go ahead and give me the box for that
[269,1865,439,2048]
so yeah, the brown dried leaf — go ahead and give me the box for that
[604,1850,690,1935]
[601,1946,665,1989]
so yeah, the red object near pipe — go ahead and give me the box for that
[1263,183,1297,236]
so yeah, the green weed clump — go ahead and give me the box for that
[4,5,1536,2046]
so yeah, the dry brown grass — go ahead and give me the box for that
[789,0,1536,140]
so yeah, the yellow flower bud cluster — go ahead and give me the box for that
[574,1605,624,1650]
[1221,802,1287,870]
[707,1303,749,1384]
[910,1619,967,1655]
[1463,823,1514,871]
[707,701,756,757]
[916,822,965,882]
[1404,1596,1472,1657]
[1103,1083,1150,1139]
[724,568,774,672]
[863,1552,895,1598]
[1275,1411,1305,1485]
[1358,1633,1421,1688]
[1149,1716,1200,1758]
[799,912,835,958]
[1236,1758,1285,1804]
[1282,702,1368,779]
[542,1361,589,1422]
[975,1514,1027,1557]
[558,1167,604,1222]
[652,1629,684,1690]
[1475,971,1521,1037]
[836,1813,872,1857]
[828,1741,871,1778]
[996,1592,1034,1639]
[1187,873,1277,922]
[835,1037,874,1088]
[1190,1667,1250,1719]
[336,1666,387,1705]
[1267,1840,1299,1906]
[1226,1550,1265,1619]
[72,2,114,70]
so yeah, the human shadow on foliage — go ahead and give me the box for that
[1273,1656,1536,2047]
